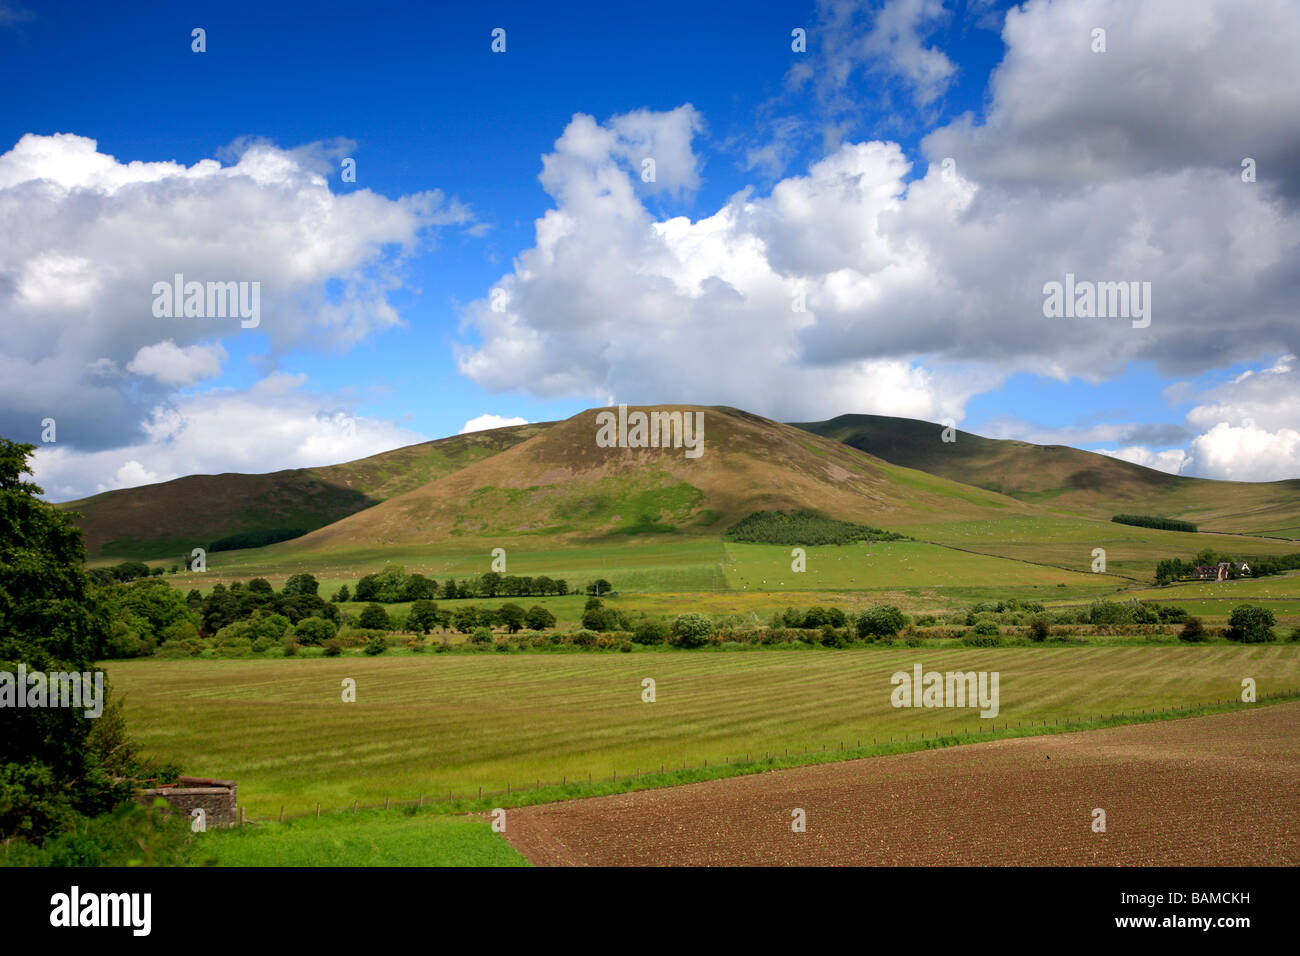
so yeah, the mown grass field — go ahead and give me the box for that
[108,645,1300,818]
[722,540,1113,591]
[198,811,527,866]
[895,515,1300,580]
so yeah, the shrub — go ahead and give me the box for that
[1157,605,1189,624]
[469,626,493,645]
[855,605,906,640]
[672,613,714,648]
[1088,601,1133,627]
[332,584,350,602]
[632,618,670,645]
[216,636,252,657]
[363,634,387,655]
[357,603,392,631]
[293,616,337,645]
[322,639,343,657]
[1027,617,1050,642]
[1178,617,1205,643]
[819,626,848,648]
[570,629,597,648]
[962,632,1000,647]
[282,637,299,656]
[971,620,1000,636]
[251,635,276,654]
[619,640,633,653]
[252,612,291,641]
[1225,605,1275,643]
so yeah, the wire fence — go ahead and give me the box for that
[237,688,1300,826]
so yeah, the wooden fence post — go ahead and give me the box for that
[316,802,320,818]
[279,805,284,823]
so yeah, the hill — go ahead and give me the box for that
[278,405,1031,555]
[795,414,1300,539]
[60,422,552,560]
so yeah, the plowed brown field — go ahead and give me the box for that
[503,703,1300,866]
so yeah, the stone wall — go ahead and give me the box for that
[136,776,238,828]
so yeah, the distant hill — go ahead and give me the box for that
[794,414,1300,538]
[60,422,553,560]
[279,405,1033,555]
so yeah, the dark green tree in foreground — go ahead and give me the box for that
[0,439,125,840]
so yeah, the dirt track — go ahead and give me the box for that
[503,703,1300,866]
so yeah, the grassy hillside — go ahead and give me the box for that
[796,414,1300,538]
[278,405,1035,557]
[59,422,552,559]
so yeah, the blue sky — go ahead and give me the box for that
[3,0,1299,497]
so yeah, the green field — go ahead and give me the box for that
[722,540,1113,591]
[199,810,527,866]
[108,645,1300,817]
[895,515,1299,580]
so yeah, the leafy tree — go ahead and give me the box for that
[582,605,613,631]
[586,579,613,596]
[0,439,128,842]
[248,578,274,595]
[525,605,556,631]
[354,574,380,602]
[332,584,350,603]
[1226,605,1275,643]
[672,613,714,648]
[407,600,441,634]
[855,605,906,640]
[282,573,319,597]
[109,561,150,582]
[373,565,408,603]
[498,603,526,633]
[1178,617,1205,643]
[402,573,438,601]
[452,606,480,633]
[479,572,502,598]
[357,604,392,631]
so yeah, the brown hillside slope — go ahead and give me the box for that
[798,414,1300,538]
[285,405,1033,552]
[61,422,553,560]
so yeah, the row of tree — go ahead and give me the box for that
[336,565,613,603]
[1111,514,1198,533]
